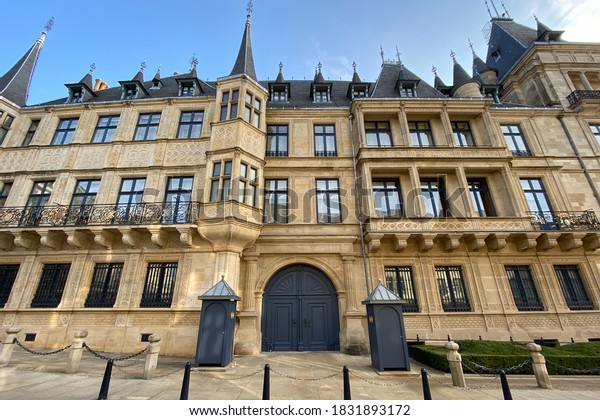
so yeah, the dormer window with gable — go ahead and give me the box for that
[69,88,84,103]
[314,86,330,103]
[352,86,367,99]
[180,82,195,97]
[400,84,416,98]
[271,85,288,102]
[123,84,138,100]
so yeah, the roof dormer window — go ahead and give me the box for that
[180,83,195,97]
[491,50,501,62]
[352,87,367,99]
[271,85,288,102]
[314,86,330,103]
[69,88,84,103]
[124,85,138,100]
[400,84,416,98]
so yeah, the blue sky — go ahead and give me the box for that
[2,0,600,105]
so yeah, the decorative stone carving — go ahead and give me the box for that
[583,233,600,251]
[176,227,195,247]
[39,230,67,250]
[11,231,38,250]
[486,233,509,251]
[120,228,143,248]
[558,232,585,251]
[393,234,409,252]
[440,234,461,252]
[417,234,435,252]
[364,232,382,253]
[66,230,93,249]
[91,229,115,249]
[0,232,14,251]
[513,233,539,252]
[465,233,487,251]
[149,228,169,248]
[536,233,560,251]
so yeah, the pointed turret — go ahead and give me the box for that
[229,12,257,81]
[535,17,564,42]
[450,52,482,98]
[0,31,46,106]
[348,62,370,99]
[151,68,163,89]
[313,64,325,83]
[64,65,97,103]
[269,62,291,102]
[432,66,452,96]
[119,63,149,100]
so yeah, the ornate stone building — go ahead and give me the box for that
[1,10,600,357]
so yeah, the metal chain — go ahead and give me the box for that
[349,371,420,387]
[270,366,341,381]
[14,338,71,355]
[82,343,148,361]
[462,357,531,375]
[545,359,600,374]
[426,371,499,391]
[191,367,264,381]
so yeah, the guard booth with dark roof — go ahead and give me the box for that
[362,283,411,371]
[194,277,240,367]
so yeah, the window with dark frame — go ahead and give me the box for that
[372,179,403,218]
[133,113,160,141]
[505,266,544,311]
[164,176,193,224]
[314,86,330,103]
[554,265,593,310]
[21,119,40,147]
[68,180,100,225]
[180,82,195,97]
[220,89,239,121]
[316,179,342,223]
[85,263,124,308]
[520,178,553,221]
[209,161,232,202]
[51,118,78,145]
[501,124,531,156]
[238,162,257,207]
[314,125,337,157]
[264,179,288,224]
[177,111,204,139]
[266,125,288,157]
[140,262,178,308]
[421,178,449,217]
[271,86,287,102]
[452,121,476,147]
[590,124,600,143]
[31,264,71,308]
[0,113,14,145]
[243,92,261,128]
[409,121,435,147]
[115,178,146,224]
[0,182,12,207]
[92,115,120,143]
[400,85,416,98]
[365,122,392,147]
[0,265,19,308]
[467,178,496,217]
[20,180,54,226]
[435,266,471,312]
[384,267,418,312]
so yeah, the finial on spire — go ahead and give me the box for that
[450,50,457,63]
[501,1,510,18]
[533,14,539,23]
[352,61,357,72]
[489,0,501,17]
[317,62,322,73]
[89,63,96,75]
[468,37,476,56]
[380,45,385,64]
[279,61,283,72]
[140,61,147,72]
[246,1,253,22]
[44,16,55,33]
[395,46,402,65]
[484,1,493,19]
[189,53,199,70]
[432,65,438,75]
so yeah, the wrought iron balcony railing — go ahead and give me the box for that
[0,202,201,227]
[567,90,600,106]
[528,210,600,231]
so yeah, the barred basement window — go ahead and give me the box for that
[505,266,544,311]
[384,267,418,312]
[85,263,124,308]
[435,266,471,312]
[31,264,71,308]
[0,265,19,307]
[140,262,178,308]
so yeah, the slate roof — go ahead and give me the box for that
[230,17,257,81]
[371,63,445,99]
[362,282,403,304]
[199,277,240,301]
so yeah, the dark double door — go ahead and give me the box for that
[262,265,340,352]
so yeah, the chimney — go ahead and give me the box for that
[94,78,109,91]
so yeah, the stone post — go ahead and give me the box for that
[445,341,466,388]
[66,330,88,374]
[143,334,161,379]
[527,343,552,389]
[0,327,21,367]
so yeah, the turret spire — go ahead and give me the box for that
[229,1,257,80]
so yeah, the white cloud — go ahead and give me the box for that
[533,0,600,42]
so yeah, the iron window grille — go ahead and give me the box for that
[501,124,531,156]
[452,121,476,147]
[365,122,393,147]
[0,265,19,307]
[0,182,12,207]
[316,179,342,223]
[314,125,337,157]
[467,178,497,217]
[264,179,288,224]
[92,115,120,143]
[51,118,78,145]
[115,178,146,224]
[266,125,288,157]
[177,111,204,139]
[435,266,471,312]
[163,176,194,223]
[31,264,71,308]
[85,263,124,308]
[409,121,435,147]
[209,160,232,202]
[554,265,594,310]
[384,267,419,312]
[505,266,544,311]
[20,180,54,226]
[133,113,161,141]
[21,119,40,147]
[140,262,178,308]
[373,179,403,218]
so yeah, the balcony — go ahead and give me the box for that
[567,90,600,106]
[528,210,600,231]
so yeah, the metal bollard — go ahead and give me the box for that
[262,364,270,400]
[180,362,191,400]
[66,330,88,374]
[500,370,513,400]
[0,327,21,367]
[97,359,114,400]
[421,368,432,400]
[343,366,351,400]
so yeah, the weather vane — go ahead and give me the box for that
[140,61,147,72]
[89,63,96,75]
[317,62,322,72]
[432,65,438,75]
[44,16,55,33]
[352,61,357,72]
[279,62,283,71]
[450,50,457,62]
[468,37,476,55]
[190,53,199,70]
[247,1,253,17]
[380,45,385,64]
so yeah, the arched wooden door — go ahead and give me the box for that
[262,265,340,352]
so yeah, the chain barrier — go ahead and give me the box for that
[545,359,600,375]
[270,366,341,382]
[14,338,71,355]
[82,343,148,362]
[191,367,265,382]
[462,357,531,375]
[348,370,420,387]
[426,370,499,391]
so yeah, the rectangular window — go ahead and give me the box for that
[243,93,261,128]
[0,114,14,145]
[554,265,593,310]
[264,179,288,224]
[316,179,342,223]
[590,124,600,143]
[314,125,337,157]
[133,113,160,141]
[140,262,178,308]
[68,180,100,225]
[21,119,40,147]
[220,90,239,121]
[468,178,496,217]
[384,267,418,312]
[92,115,120,143]
[521,178,553,228]
[266,125,288,157]
[400,86,416,98]
[365,122,392,147]
[164,176,193,223]
[21,180,54,226]
[352,87,367,99]
[238,162,257,206]
[209,161,232,202]
[505,266,544,311]
[51,118,78,145]
[0,182,12,207]
[435,266,471,312]
[501,124,531,156]
[180,83,195,97]
[314,87,329,103]
[409,121,435,147]
[0,265,19,308]
[115,178,146,224]
[452,121,476,147]
[177,111,204,139]
[373,179,403,218]
[85,263,123,308]
[271,86,287,102]
[421,178,449,217]
[31,264,71,308]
